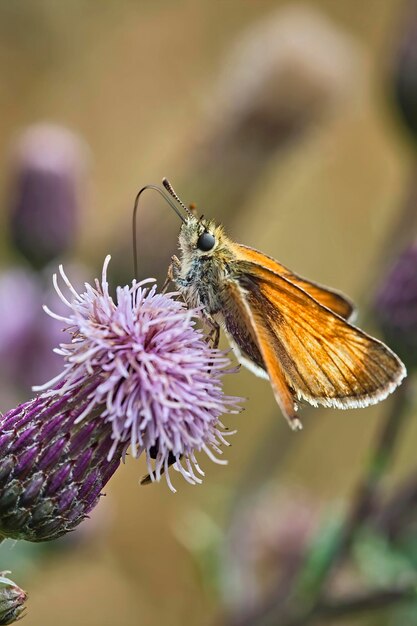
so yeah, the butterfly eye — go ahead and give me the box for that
[197,232,216,252]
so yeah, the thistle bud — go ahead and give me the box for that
[8,124,88,269]
[0,384,122,542]
[0,573,27,625]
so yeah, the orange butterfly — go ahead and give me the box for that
[136,180,407,430]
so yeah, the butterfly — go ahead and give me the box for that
[135,179,407,430]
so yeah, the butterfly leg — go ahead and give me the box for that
[200,312,220,349]
[140,441,181,486]
[161,255,181,293]
[208,320,220,349]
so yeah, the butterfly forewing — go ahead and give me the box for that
[233,262,406,411]
[234,244,355,321]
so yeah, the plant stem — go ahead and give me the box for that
[283,583,417,626]
[372,464,417,539]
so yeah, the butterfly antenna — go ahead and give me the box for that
[132,183,186,279]
[162,178,194,218]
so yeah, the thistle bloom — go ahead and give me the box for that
[37,256,241,488]
[45,256,241,483]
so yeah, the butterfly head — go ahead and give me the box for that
[179,216,226,259]
[159,178,231,268]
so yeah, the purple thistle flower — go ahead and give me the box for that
[34,256,241,492]
[0,258,241,541]
[374,241,417,370]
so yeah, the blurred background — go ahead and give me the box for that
[1,1,417,625]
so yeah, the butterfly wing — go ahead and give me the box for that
[220,259,406,429]
[220,279,303,429]
[235,244,355,321]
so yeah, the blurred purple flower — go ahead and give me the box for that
[374,240,417,369]
[8,123,88,269]
[225,487,320,615]
[34,256,241,492]
[0,572,27,624]
[0,268,40,386]
[0,265,87,404]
